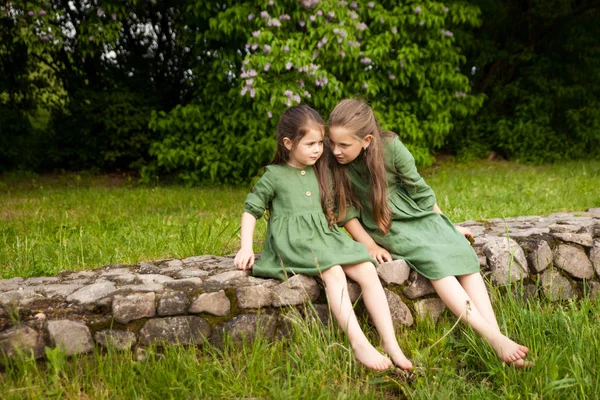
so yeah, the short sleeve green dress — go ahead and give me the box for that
[244,164,373,280]
[343,135,479,280]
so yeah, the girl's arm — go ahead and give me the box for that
[234,212,257,270]
[344,218,392,264]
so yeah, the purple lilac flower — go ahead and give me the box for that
[361,57,372,64]
[111,13,117,20]
[268,0,274,5]
[349,11,358,19]
[380,17,385,23]
[286,62,293,70]
[250,88,256,98]
[293,94,301,104]
[248,13,255,21]
[260,11,269,19]
[263,44,271,53]
[444,7,449,12]
[267,111,273,118]
[38,10,47,16]
[392,26,398,34]
[89,36,94,41]
[362,83,369,89]
[304,90,311,98]
[299,20,306,27]
[283,45,290,52]
[284,90,293,97]
[415,6,422,14]
[253,30,260,38]
[389,74,395,80]
[280,14,291,21]
[327,11,334,19]
[40,35,49,41]
[269,19,282,27]
[317,10,323,16]
[310,15,316,21]
[350,1,358,9]
[27,10,34,16]
[340,50,346,57]
[419,20,424,26]
[251,44,258,50]
[299,80,305,88]
[442,29,453,37]
[357,22,367,30]
[264,62,271,71]
[368,2,374,8]
[97,8,103,17]
[241,87,248,96]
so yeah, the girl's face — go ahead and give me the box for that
[329,126,372,164]
[284,127,324,168]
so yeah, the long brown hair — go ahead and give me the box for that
[271,105,336,226]
[329,99,394,234]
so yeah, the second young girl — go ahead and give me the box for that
[328,99,531,368]
[234,105,413,370]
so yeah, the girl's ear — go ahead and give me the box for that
[283,137,293,151]
[363,134,374,149]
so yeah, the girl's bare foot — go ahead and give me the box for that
[489,333,529,363]
[352,342,393,370]
[509,358,534,369]
[382,341,413,370]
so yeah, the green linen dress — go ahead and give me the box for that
[244,164,373,280]
[342,135,480,280]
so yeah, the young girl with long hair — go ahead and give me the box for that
[234,105,412,370]
[328,99,530,368]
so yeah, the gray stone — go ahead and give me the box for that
[384,290,413,327]
[402,271,436,299]
[47,320,94,356]
[527,240,553,274]
[118,283,164,293]
[303,303,331,326]
[271,275,320,307]
[94,330,137,351]
[483,237,528,285]
[0,325,45,358]
[553,244,594,279]
[0,277,24,292]
[206,270,248,284]
[590,241,600,278]
[139,316,211,345]
[414,298,446,323]
[540,269,576,301]
[0,288,43,306]
[99,268,132,276]
[137,262,161,274]
[137,274,174,284]
[66,282,117,304]
[478,254,488,269]
[588,208,600,215]
[176,269,210,279]
[38,283,83,298]
[63,270,97,281]
[163,278,203,291]
[211,314,277,348]
[377,260,410,285]
[236,285,274,309]
[548,223,583,233]
[552,232,594,247]
[24,277,60,286]
[103,273,138,284]
[162,259,183,269]
[588,281,599,301]
[347,281,361,303]
[189,290,231,316]
[112,292,156,324]
[157,292,188,316]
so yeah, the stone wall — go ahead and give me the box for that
[1,209,599,359]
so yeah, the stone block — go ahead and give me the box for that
[527,240,553,274]
[377,259,410,285]
[139,316,211,345]
[189,290,231,316]
[236,285,274,309]
[112,292,156,324]
[590,241,600,278]
[384,290,413,327]
[414,298,446,323]
[157,292,188,316]
[0,325,45,359]
[210,314,277,348]
[483,237,528,285]
[66,282,117,305]
[94,330,137,351]
[271,275,320,307]
[553,244,594,279]
[540,269,576,301]
[402,271,436,299]
[48,320,94,356]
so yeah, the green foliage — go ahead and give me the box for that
[448,0,600,162]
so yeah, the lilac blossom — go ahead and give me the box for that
[111,13,117,20]
[299,20,306,27]
[368,2,374,8]
[250,88,256,98]
[27,10,34,16]
[248,13,255,21]
[357,22,367,30]
[283,45,290,52]
[361,57,372,64]
[389,74,395,80]
[286,62,293,70]
[415,6,422,14]
[280,14,291,21]
[304,90,311,98]
[268,19,281,27]
[263,44,271,54]
[350,1,358,9]
[264,62,271,71]
[392,26,398,34]
[38,10,47,16]
[260,11,269,19]
[252,30,261,38]
[444,7,449,12]
[419,20,425,26]
[267,111,273,118]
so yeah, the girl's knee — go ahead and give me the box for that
[321,265,345,283]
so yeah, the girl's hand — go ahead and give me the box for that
[367,244,392,264]
[455,225,475,243]
[234,247,255,270]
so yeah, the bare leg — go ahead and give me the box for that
[431,276,529,365]
[457,273,499,330]
[321,265,392,370]
[343,262,413,370]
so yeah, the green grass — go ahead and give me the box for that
[1,159,600,399]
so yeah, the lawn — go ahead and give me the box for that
[1,158,599,399]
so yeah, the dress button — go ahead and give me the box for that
[305,191,312,197]
[300,170,306,176]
